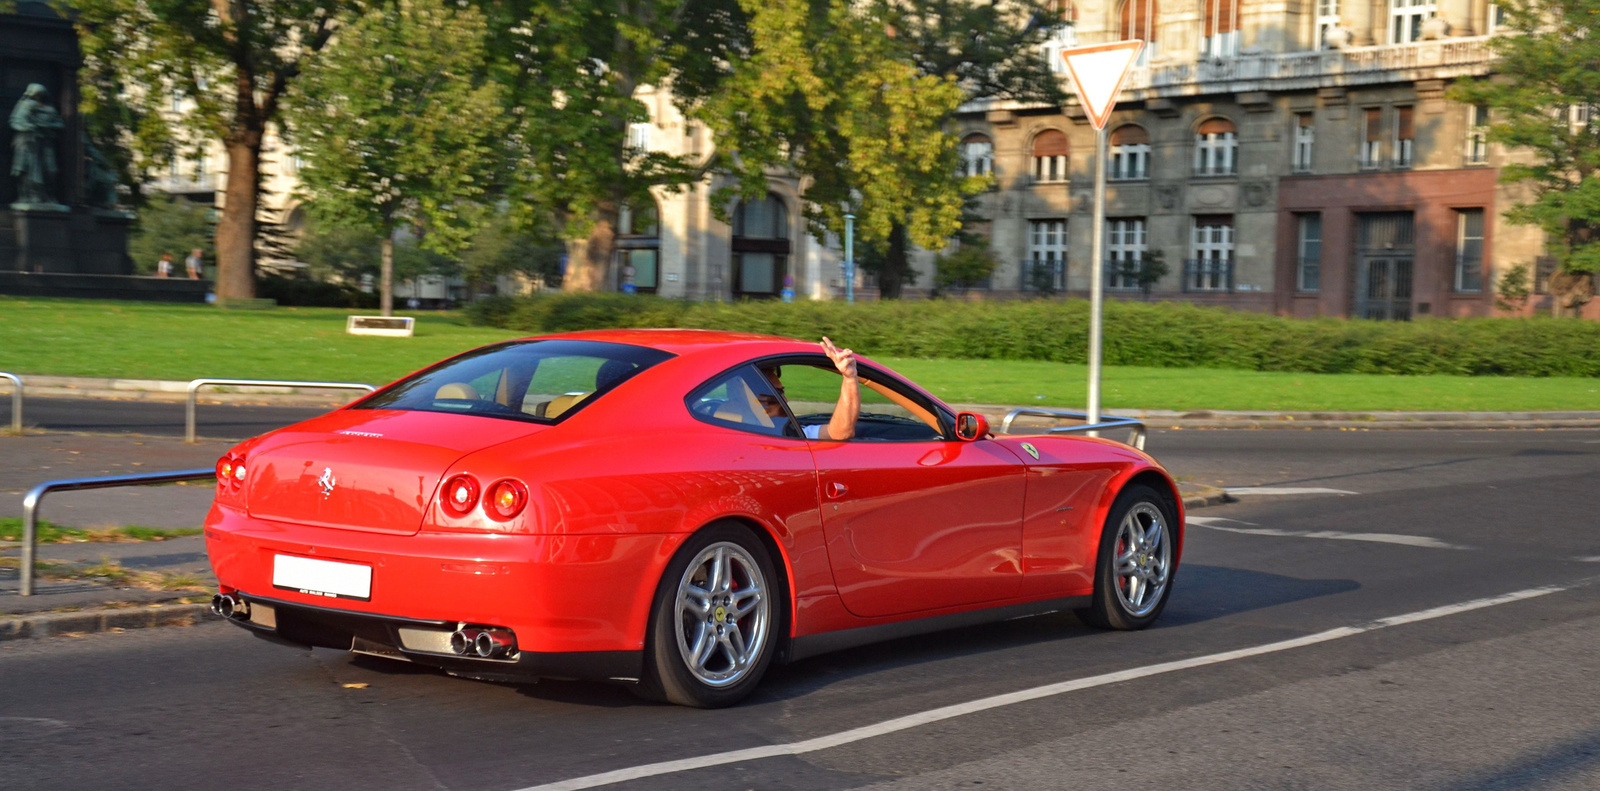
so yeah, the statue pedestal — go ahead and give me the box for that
[82,210,136,275]
[10,204,74,273]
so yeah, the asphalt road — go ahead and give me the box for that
[19,396,330,440]
[2,402,1599,790]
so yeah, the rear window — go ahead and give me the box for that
[354,340,673,423]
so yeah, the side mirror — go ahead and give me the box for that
[955,412,989,442]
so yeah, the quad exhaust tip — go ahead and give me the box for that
[450,626,516,659]
[211,593,249,621]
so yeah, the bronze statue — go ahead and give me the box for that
[9,84,65,206]
[83,131,120,210]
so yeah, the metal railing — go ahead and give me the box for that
[0,372,20,434]
[1183,259,1235,293]
[186,378,376,443]
[16,469,215,596]
[1000,408,1148,451]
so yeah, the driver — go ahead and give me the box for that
[759,337,859,440]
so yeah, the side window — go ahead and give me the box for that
[768,358,946,442]
[686,366,796,438]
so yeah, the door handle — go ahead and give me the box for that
[826,481,849,499]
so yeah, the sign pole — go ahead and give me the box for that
[1087,125,1108,436]
[1058,39,1143,437]
[844,213,856,304]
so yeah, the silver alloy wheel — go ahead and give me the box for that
[674,541,770,687]
[1112,501,1172,617]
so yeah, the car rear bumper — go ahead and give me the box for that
[205,504,683,680]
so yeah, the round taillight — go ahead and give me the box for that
[217,458,232,485]
[487,479,527,520]
[442,475,480,516]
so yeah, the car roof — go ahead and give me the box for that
[520,328,823,362]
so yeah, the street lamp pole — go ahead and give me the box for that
[844,212,856,304]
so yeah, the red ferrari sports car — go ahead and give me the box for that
[205,330,1181,707]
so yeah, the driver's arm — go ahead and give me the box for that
[817,337,859,441]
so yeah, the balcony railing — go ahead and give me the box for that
[1183,259,1235,293]
[1122,36,1494,97]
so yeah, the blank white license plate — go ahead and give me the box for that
[272,555,372,601]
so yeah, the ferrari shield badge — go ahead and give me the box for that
[1021,442,1040,460]
[317,467,337,497]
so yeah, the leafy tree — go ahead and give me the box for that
[488,0,748,292]
[459,212,566,295]
[285,0,507,315]
[933,242,999,295]
[1116,249,1170,299]
[66,0,354,300]
[1451,0,1600,316]
[127,195,214,274]
[295,219,382,284]
[1496,262,1533,312]
[707,0,1065,298]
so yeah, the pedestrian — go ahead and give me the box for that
[184,248,203,280]
[156,253,173,278]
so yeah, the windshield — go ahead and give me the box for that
[354,340,673,423]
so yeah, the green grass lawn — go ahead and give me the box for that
[1,296,1597,411]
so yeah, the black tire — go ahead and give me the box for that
[636,522,781,708]
[1078,483,1179,631]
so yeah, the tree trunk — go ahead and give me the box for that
[878,222,910,300]
[562,203,619,292]
[380,235,395,317]
[214,136,262,301]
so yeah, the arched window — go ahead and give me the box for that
[1201,0,1240,57]
[962,134,994,178]
[1193,117,1237,176]
[1119,0,1159,63]
[617,201,660,294]
[1031,129,1069,184]
[1109,125,1150,180]
[1040,0,1079,75]
[731,193,790,298]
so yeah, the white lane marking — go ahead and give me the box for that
[511,585,1570,791]
[1185,516,1255,527]
[1188,520,1471,550]
[1225,487,1359,496]
[1576,556,1600,563]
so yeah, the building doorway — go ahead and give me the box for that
[732,193,790,298]
[1355,212,1415,320]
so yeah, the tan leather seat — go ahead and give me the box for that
[434,382,478,400]
[541,392,590,419]
[712,379,775,429]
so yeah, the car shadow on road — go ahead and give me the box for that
[1431,728,1600,790]
[757,564,1358,703]
[339,564,1358,710]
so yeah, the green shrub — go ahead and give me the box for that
[466,293,1600,377]
[257,275,378,309]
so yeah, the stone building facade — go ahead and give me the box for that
[941,0,1580,318]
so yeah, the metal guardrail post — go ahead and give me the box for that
[1000,408,1148,451]
[0,372,21,434]
[185,379,376,443]
[18,468,215,596]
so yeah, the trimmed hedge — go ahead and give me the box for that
[466,293,1600,377]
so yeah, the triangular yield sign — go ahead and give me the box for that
[1060,40,1145,131]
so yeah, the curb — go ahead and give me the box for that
[0,602,216,641]
[1181,485,1232,510]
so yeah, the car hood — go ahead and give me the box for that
[244,409,546,535]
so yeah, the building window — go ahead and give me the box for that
[1394,106,1415,168]
[1390,0,1437,44]
[1040,1,1079,75]
[617,201,661,294]
[962,134,994,178]
[1317,0,1341,48]
[732,193,790,298]
[1026,219,1068,292]
[1193,118,1237,177]
[1487,3,1508,34]
[1293,113,1315,173]
[1187,216,1234,291]
[1455,208,1485,293]
[626,122,653,152]
[1119,0,1159,64]
[1297,213,1322,292]
[1362,107,1384,168]
[1467,105,1490,165]
[1032,129,1070,183]
[1106,218,1148,290]
[1109,125,1150,180]
[1201,0,1240,57]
